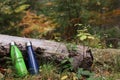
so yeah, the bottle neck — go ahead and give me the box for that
[26,41,33,47]
[11,42,15,46]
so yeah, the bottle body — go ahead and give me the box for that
[26,42,39,74]
[10,42,28,77]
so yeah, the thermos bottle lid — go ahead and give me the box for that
[11,42,15,45]
[26,41,31,46]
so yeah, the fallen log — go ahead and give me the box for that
[0,34,93,71]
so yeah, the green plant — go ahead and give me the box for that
[77,24,95,46]
[40,63,59,80]
[59,57,73,72]
[76,68,94,79]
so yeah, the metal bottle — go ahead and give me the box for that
[26,41,39,74]
[10,42,28,77]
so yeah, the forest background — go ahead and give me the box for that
[0,0,120,79]
[0,0,120,48]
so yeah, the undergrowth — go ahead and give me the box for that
[1,49,120,80]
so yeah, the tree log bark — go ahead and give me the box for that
[0,34,93,71]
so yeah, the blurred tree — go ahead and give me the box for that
[41,0,119,40]
[0,0,29,35]
[19,11,57,38]
[28,0,120,45]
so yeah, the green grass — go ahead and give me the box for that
[40,63,59,80]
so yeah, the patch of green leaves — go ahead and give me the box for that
[77,25,95,41]
[77,68,94,79]
[60,57,73,72]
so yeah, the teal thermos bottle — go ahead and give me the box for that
[10,42,28,77]
[26,41,39,74]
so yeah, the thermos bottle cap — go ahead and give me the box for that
[26,41,31,46]
[11,42,15,45]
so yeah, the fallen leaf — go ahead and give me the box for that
[61,75,68,80]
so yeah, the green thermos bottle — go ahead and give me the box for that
[10,42,28,77]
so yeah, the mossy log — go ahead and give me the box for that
[0,34,93,71]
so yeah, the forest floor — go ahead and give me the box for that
[91,49,120,80]
[0,49,120,80]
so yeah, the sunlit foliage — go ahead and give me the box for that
[19,11,57,38]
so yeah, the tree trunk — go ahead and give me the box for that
[0,34,93,71]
